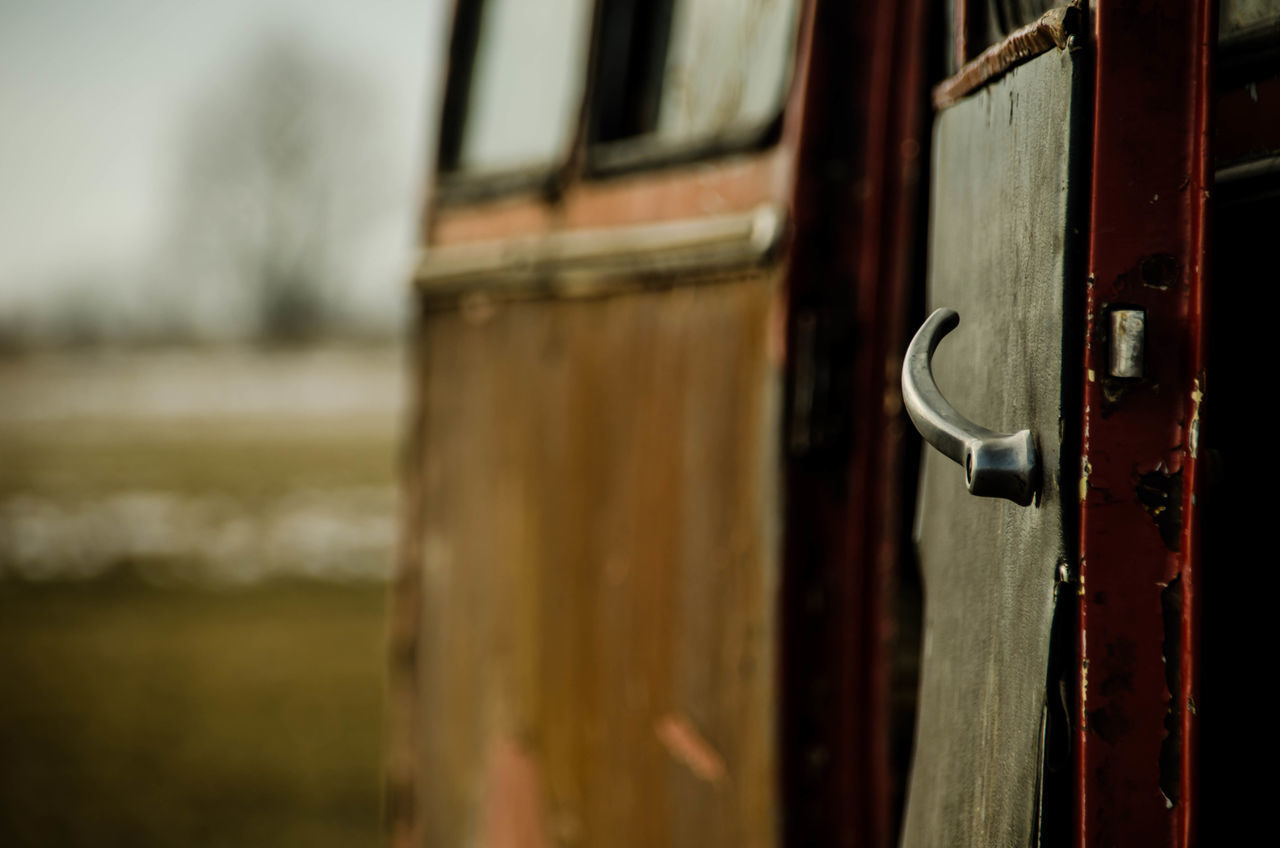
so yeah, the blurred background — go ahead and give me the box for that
[0,2,446,844]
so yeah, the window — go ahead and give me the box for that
[439,0,595,176]
[438,0,802,186]
[590,0,801,170]
[655,0,801,145]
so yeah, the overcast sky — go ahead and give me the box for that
[0,0,447,327]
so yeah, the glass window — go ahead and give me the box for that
[439,0,802,184]
[654,0,801,145]
[447,0,594,175]
[587,0,801,168]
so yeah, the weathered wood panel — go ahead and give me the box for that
[405,273,781,847]
[902,47,1076,848]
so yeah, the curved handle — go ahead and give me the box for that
[902,308,1040,506]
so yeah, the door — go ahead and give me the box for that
[902,41,1076,847]
[900,4,1211,847]
[393,1,938,846]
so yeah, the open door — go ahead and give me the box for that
[900,4,1211,846]
[902,33,1078,847]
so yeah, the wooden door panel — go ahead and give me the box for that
[407,273,781,847]
[903,47,1077,848]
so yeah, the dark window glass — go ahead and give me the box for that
[590,0,801,167]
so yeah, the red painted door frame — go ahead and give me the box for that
[1077,3,1212,846]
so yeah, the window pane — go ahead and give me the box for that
[457,0,594,173]
[654,0,800,144]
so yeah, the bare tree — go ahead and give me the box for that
[167,37,386,342]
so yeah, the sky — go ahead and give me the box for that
[0,0,448,334]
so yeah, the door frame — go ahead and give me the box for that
[1076,3,1212,846]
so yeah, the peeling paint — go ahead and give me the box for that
[1086,639,1139,746]
[1189,376,1204,458]
[1158,577,1184,809]
[1135,469,1183,551]
[1081,655,1089,712]
[655,713,727,784]
[1140,253,1180,290]
[1079,457,1093,503]
[1117,252,1180,292]
[482,737,552,848]
[1085,704,1132,744]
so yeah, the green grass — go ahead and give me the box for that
[0,579,389,848]
[0,346,399,845]
[0,417,397,503]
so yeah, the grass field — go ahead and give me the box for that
[0,345,400,846]
[0,580,388,847]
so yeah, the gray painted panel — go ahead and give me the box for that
[901,48,1076,848]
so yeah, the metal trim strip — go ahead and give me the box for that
[413,202,786,298]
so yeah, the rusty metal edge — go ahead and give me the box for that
[1075,2,1214,847]
[932,6,1077,110]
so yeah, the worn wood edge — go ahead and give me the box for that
[932,6,1078,110]
[1219,13,1280,47]
[413,202,787,300]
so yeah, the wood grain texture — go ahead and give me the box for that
[408,273,781,847]
[902,47,1076,848]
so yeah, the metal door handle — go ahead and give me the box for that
[902,308,1040,506]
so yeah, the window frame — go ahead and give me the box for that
[433,0,802,206]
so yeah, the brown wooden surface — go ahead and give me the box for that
[403,272,783,847]
[394,3,942,844]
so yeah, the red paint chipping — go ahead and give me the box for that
[1077,3,1211,847]
[482,738,551,848]
[655,713,728,784]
